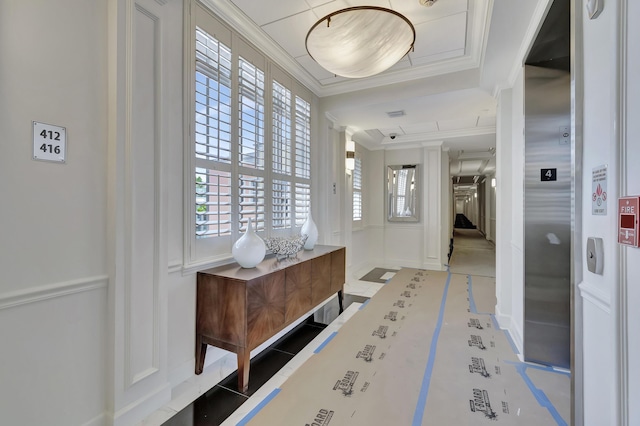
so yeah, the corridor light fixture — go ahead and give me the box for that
[346,140,355,171]
[491,177,496,188]
[305,7,415,79]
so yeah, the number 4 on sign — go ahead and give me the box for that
[40,144,61,154]
[33,121,66,163]
[540,168,557,181]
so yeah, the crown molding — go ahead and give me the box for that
[200,0,491,99]
[199,0,323,94]
[324,112,340,129]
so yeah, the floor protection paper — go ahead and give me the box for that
[239,268,569,426]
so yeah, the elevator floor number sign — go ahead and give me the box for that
[33,121,66,163]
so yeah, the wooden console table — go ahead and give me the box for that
[195,245,346,393]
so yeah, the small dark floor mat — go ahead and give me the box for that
[359,267,399,283]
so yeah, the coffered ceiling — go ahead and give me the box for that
[203,0,547,178]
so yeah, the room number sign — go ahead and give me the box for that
[33,121,66,163]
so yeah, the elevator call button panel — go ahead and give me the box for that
[618,196,640,247]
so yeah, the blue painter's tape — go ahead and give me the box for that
[467,275,478,314]
[359,299,370,310]
[505,361,567,426]
[490,313,500,329]
[314,331,337,354]
[236,388,281,426]
[504,330,520,354]
[412,271,452,426]
[524,362,571,377]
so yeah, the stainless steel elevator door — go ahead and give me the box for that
[524,65,571,369]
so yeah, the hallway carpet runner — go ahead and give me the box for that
[235,269,569,425]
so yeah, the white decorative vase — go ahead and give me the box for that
[232,218,266,268]
[301,211,318,250]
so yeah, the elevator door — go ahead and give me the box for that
[523,65,571,369]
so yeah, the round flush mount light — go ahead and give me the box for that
[305,7,415,79]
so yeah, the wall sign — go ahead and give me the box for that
[33,121,66,163]
[540,168,557,181]
[592,165,608,215]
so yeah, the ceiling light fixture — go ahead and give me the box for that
[305,7,415,79]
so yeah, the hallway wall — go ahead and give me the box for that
[495,67,526,355]
[623,0,640,419]
[346,145,450,278]
[0,1,109,425]
[0,0,636,425]
[579,1,622,423]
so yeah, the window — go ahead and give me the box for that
[353,155,362,221]
[194,27,233,238]
[294,96,311,226]
[188,8,313,265]
[237,56,265,232]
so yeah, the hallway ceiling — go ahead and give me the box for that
[205,0,547,178]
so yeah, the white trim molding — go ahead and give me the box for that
[504,0,554,91]
[0,275,109,311]
[578,281,611,314]
[123,0,163,389]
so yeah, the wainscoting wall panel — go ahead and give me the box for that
[0,282,108,426]
[581,287,614,425]
[125,1,161,387]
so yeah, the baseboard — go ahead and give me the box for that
[494,305,511,329]
[508,320,524,357]
[82,412,108,426]
[111,383,171,426]
[168,345,237,391]
[384,257,421,269]
[494,305,523,357]
[422,259,446,271]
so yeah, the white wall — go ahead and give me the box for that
[579,1,622,424]
[345,144,448,278]
[511,69,526,354]
[3,1,635,425]
[360,148,387,273]
[495,88,513,331]
[494,1,638,424]
[486,174,496,242]
[498,68,526,354]
[495,68,525,356]
[623,2,640,424]
[0,1,109,425]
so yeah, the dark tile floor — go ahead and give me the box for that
[162,316,328,426]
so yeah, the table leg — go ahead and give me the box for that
[338,290,344,314]
[195,335,207,375]
[237,349,250,393]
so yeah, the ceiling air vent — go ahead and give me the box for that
[386,110,405,118]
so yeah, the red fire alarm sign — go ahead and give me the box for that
[618,196,640,247]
